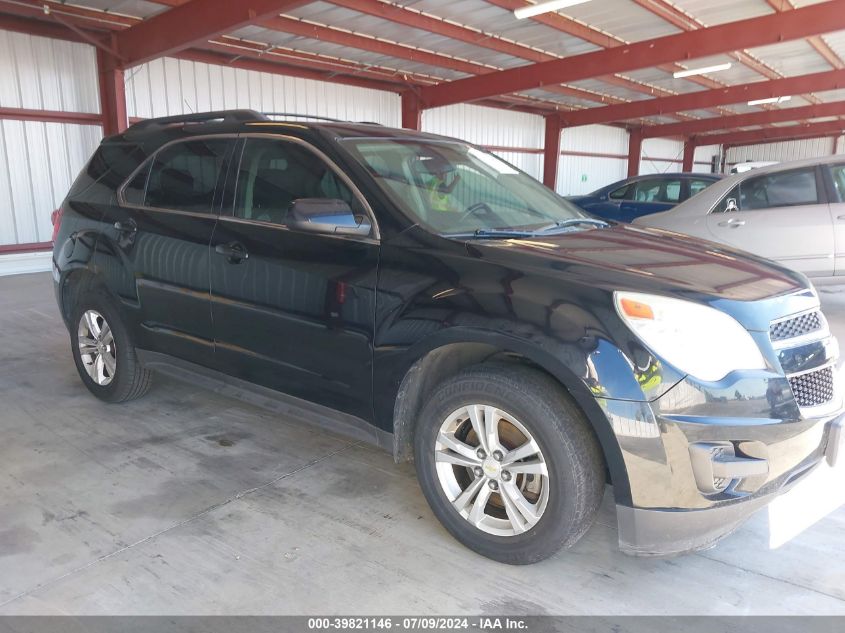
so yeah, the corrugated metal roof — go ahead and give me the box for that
[669,0,772,26]
[560,0,682,42]
[391,0,602,58]
[70,0,164,19]
[747,40,835,76]
[286,2,526,69]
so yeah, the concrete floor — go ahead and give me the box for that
[1,271,844,615]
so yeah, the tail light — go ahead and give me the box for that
[51,208,63,243]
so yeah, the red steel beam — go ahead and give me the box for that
[97,39,127,136]
[698,120,845,147]
[0,241,53,254]
[0,107,102,125]
[543,116,562,189]
[114,0,313,67]
[627,129,643,177]
[418,0,845,109]
[682,140,695,172]
[643,100,845,138]
[401,92,422,130]
[561,69,845,127]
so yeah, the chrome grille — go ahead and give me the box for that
[770,311,822,342]
[788,367,835,408]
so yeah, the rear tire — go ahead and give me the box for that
[414,362,604,564]
[69,291,152,403]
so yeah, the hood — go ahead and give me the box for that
[466,223,808,306]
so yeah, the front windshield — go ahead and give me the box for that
[340,138,597,236]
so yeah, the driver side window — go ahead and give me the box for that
[233,138,362,225]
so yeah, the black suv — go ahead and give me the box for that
[53,110,843,563]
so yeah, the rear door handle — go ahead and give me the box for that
[837,214,845,220]
[215,241,249,263]
[718,219,746,228]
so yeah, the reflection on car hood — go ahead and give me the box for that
[468,223,807,303]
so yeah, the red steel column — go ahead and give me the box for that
[401,91,421,130]
[543,115,562,190]
[97,43,127,137]
[682,138,696,172]
[627,128,642,177]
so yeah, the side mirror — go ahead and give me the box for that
[724,198,739,213]
[287,198,372,237]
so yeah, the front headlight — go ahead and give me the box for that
[614,291,766,382]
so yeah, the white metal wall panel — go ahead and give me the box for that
[558,125,628,195]
[0,121,102,246]
[0,30,99,113]
[835,136,844,155]
[422,104,543,148]
[640,137,684,175]
[694,144,721,172]
[558,156,627,196]
[125,57,401,125]
[727,138,836,165]
[422,104,545,180]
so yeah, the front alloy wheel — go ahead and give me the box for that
[435,405,549,536]
[77,310,117,386]
[414,363,605,564]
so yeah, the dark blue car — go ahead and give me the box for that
[567,173,722,223]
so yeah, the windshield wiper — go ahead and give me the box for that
[444,228,537,239]
[535,218,610,233]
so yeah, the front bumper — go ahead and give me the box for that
[611,404,843,556]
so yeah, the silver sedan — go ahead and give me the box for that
[633,155,845,279]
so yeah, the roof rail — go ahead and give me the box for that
[128,110,268,131]
[263,112,345,123]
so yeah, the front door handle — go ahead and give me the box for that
[718,219,746,228]
[837,214,845,220]
[215,241,249,263]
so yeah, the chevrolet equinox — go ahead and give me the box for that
[52,110,844,564]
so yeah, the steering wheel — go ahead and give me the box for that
[455,201,495,225]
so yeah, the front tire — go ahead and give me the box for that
[69,291,152,403]
[414,363,605,564]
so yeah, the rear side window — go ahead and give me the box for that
[741,167,819,210]
[632,178,680,203]
[830,164,845,202]
[687,178,713,198]
[144,139,231,213]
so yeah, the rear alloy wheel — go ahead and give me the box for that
[77,310,117,386]
[69,291,152,403]
[414,362,605,564]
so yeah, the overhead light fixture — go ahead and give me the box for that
[514,0,593,20]
[673,62,732,79]
[747,95,792,106]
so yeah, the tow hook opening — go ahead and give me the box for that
[689,442,769,494]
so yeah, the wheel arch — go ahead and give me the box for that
[390,329,631,504]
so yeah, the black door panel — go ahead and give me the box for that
[98,137,234,367]
[209,220,378,420]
